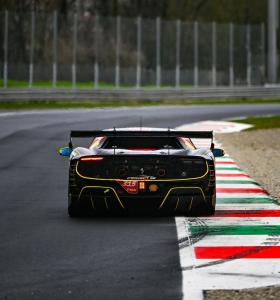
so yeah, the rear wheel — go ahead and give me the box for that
[68,164,83,217]
[191,193,216,216]
[203,193,216,216]
[68,193,82,217]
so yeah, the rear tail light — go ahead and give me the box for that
[80,156,104,162]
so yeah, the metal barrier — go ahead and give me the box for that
[1,86,280,101]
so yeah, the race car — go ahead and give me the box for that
[59,128,224,217]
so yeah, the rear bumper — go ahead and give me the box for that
[74,184,214,215]
[69,157,216,215]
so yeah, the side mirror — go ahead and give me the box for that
[59,147,72,157]
[212,148,224,157]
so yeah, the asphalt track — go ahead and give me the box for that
[0,104,280,300]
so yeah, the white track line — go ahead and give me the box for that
[217,193,275,199]
[193,235,276,247]
[216,203,279,210]
[194,217,280,226]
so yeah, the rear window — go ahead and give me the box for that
[102,137,183,150]
[179,137,196,149]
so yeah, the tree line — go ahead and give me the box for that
[0,0,268,24]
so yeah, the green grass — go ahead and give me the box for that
[0,79,190,89]
[0,79,116,89]
[231,115,280,130]
[1,79,280,109]
[0,98,280,110]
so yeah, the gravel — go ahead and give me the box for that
[205,128,280,300]
[205,287,280,300]
[216,128,280,202]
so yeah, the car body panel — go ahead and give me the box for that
[64,127,218,216]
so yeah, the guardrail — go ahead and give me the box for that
[0,86,280,102]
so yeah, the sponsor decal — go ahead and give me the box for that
[117,180,139,194]
[126,176,156,180]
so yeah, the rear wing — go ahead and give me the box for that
[69,130,214,149]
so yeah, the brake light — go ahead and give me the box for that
[80,156,104,162]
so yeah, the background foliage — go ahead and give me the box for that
[0,0,267,24]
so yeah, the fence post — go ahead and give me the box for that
[246,24,251,86]
[52,10,58,88]
[175,19,181,89]
[115,15,121,88]
[212,22,217,86]
[261,23,266,83]
[3,10,8,88]
[194,21,198,87]
[229,23,234,87]
[94,14,99,89]
[72,13,77,89]
[29,10,35,88]
[136,16,142,89]
[268,0,278,84]
[156,16,161,88]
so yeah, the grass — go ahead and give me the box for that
[0,98,280,110]
[231,115,280,130]
[0,79,189,89]
[0,79,115,89]
[1,79,280,109]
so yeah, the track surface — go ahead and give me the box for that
[0,104,280,299]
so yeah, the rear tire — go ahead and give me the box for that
[192,193,216,216]
[204,193,216,216]
[68,204,80,218]
[68,193,82,217]
[68,165,83,217]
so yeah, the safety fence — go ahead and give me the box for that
[0,11,266,89]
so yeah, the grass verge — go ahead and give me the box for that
[0,80,114,88]
[231,115,280,130]
[0,79,185,89]
[0,98,280,110]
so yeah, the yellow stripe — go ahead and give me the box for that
[90,194,95,209]
[159,186,206,209]
[75,161,209,182]
[78,186,125,209]
[78,185,206,212]
[175,197,180,210]
[104,197,109,209]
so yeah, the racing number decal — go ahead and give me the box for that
[117,181,139,194]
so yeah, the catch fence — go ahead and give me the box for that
[0,11,266,89]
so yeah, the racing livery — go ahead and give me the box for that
[59,128,224,217]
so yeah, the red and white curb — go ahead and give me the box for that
[178,120,253,133]
[175,121,280,300]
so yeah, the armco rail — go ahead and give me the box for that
[1,86,280,101]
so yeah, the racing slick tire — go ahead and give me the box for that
[68,193,83,218]
[202,193,216,216]
[191,193,216,216]
[68,167,85,217]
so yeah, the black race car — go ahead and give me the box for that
[59,128,224,217]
